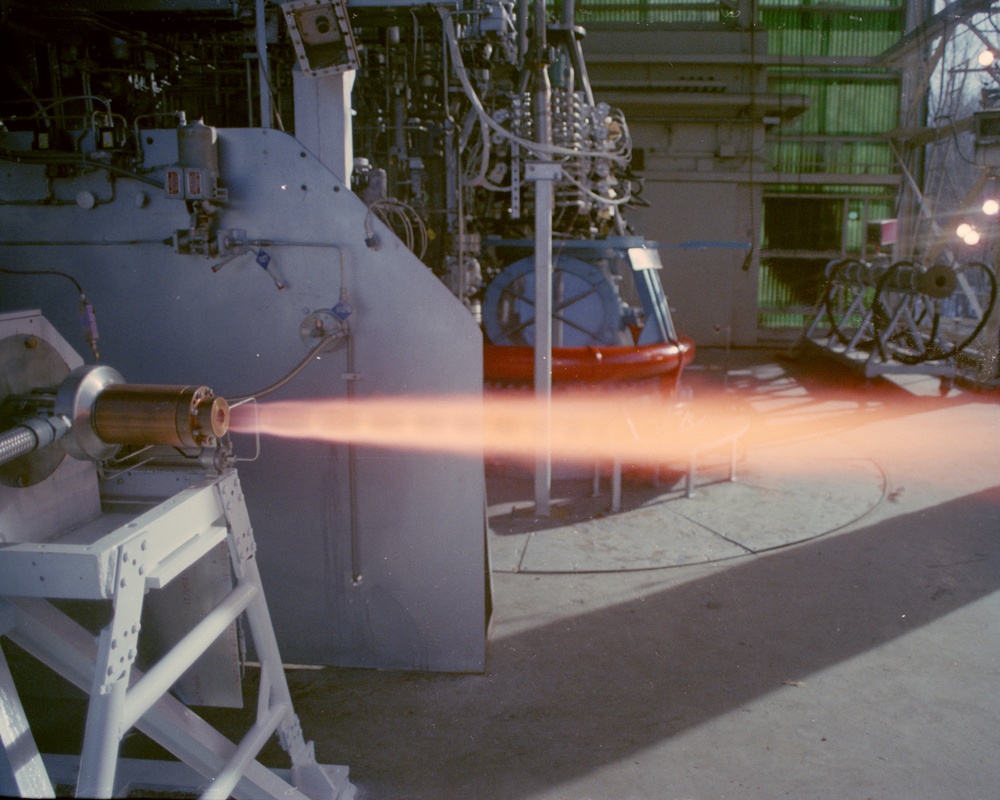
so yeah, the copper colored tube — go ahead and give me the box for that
[93,384,229,449]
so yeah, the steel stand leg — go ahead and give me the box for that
[0,469,353,800]
[210,472,348,800]
[77,547,147,798]
[0,628,54,798]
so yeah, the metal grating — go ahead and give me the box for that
[766,138,897,176]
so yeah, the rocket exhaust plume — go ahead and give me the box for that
[226,375,987,481]
[229,389,754,468]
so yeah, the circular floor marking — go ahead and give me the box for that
[488,446,887,573]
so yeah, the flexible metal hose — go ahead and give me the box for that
[0,416,71,468]
[0,426,41,467]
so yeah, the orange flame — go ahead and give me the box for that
[230,389,754,468]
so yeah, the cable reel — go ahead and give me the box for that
[871,260,997,365]
[816,257,998,369]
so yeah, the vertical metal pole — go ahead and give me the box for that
[245,56,256,128]
[894,0,933,260]
[76,570,145,799]
[517,0,529,70]
[533,0,553,517]
[347,334,362,584]
[562,0,575,25]
[256,0,272,129]
[534,173,553,517]
[76,684,127,797]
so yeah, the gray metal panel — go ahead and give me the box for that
[0,129,488,671]
[0,311,102,545]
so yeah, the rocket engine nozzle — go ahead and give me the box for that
[0,365,230,470]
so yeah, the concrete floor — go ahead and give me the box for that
[258,347,1000,800]
[18,346,1000,799]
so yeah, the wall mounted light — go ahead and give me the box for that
[957,223,981,245]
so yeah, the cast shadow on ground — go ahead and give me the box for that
[276,485,1000,799]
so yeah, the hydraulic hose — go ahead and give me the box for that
[0,416,70,468]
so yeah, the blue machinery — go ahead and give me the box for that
[482,239,681,350]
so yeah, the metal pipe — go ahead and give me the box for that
[202,702,291,800]
[534,174,553,518]
[121,582,258,733]
[245,55,255,128]
[0,416,70,468]
[517,0,529,70]
[347,330,362,584]
[256,0,272,128]
[562,0,575,26]
[534,0,547,53]
[533,0,554,517]
[0,426,43,467]
[559,0,595,106]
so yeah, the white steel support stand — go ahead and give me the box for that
[0,469,354,800]
[0,612,54,799]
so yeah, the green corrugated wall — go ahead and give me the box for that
[759,0,903,330]
[761,2,903,58]
[575,0,738,25]
[575,0,907,333]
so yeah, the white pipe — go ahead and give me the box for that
[121,582,258,733]
[533,0,554,517]
[76,684,127,797]
[534,173,553,517]
[439,12,627,165]
[200,702,290,800]
[0,647,55,798]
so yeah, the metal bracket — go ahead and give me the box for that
[95,548,146,694]
[216,473,257,568]
[523,161,563,182]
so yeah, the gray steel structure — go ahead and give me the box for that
[0,127,490,672]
